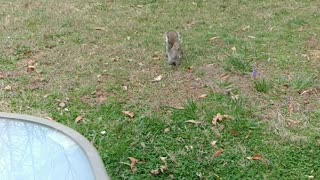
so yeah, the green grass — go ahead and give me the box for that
[1,0,320,179]
[254,79,272,93]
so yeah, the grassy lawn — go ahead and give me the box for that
[1,0,320,179]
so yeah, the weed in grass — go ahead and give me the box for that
[224,51,253,74]
[292,74,316,92]
[254,79,272,93]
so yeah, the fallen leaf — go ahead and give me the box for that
[210,141,217,147]
[75,116,84,123]
[151,75,162,82]
[27,59,35,65]
[229,129,240,137]
[94,27,106,31]
[140,142,146,148]
[209,36,220,41]
[0,73,4,79]
[151,165,169,176]
[129,157,139,173]
[122,111,134,118]
[46,117,56,121]
[223,115,235,120]
[152,54,160,60]
[220,73,229,82]
[151,169,161,176]
[212,113,223,126]
[242,25,250,31]
[198,94,208,99]
[27,65,36,73]
[160,157,167,164]
[122,85,128,91]
[59,101,67,108]
[246,155,267,164]
[231,47,236,52]
[248,35,256,39]
[214,149,224,157]
[287,120,301,127]
[173,106,185,110]
[100,131,106,135]
[4,85,12,91]
[300,88,320,96]
[186,20,197,29]
[164,128,170,133]
[302,54,310,61]
[186,120,205,125]
[231,94,239,101]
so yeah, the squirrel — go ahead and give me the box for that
[165,32,183,66]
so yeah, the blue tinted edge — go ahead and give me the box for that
[0,112,110,180]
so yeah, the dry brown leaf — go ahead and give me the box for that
[160,157,167,164]
[212,113,223,126]
[287,120,301,127]
[220,73,229,82]
[214,149,224,157]
[122,111,134,118]
[223,115,235,120]
[210,141,217,147]
[151,165,169,176]
[186,20,197,29]
[94,27,106,31]
[209,36,220,41]
[27,65,36,73]
[151,75,162,82]
[129,157,139,173]
[59,101,67,108]
[231,94,239,101]
[164,128,170,133]
[75,116,84,123]
[173,106,185,110]
[152,54,160,60]
[198,94,208,99]
[186,120,205,125]
[300,88,320,96]
[246,155,268,165]
[229,129,240,137]
[46,117,56,121]
[4,85,12,91]
[151,169,161,176]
